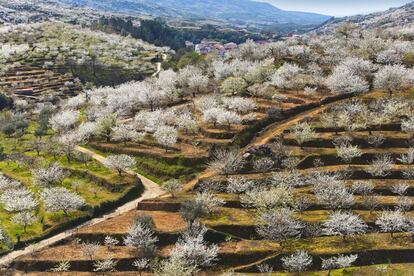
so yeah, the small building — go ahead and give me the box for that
[185,41,194,49]
[195,40,238,55]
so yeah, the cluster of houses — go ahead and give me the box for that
[187,35,301,55]
[186,40,239,55]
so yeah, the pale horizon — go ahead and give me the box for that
[258,0,413,16]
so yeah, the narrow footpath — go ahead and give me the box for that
[0,146,164,267]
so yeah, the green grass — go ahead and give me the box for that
[134,155,205,182]
[0,119,138,249]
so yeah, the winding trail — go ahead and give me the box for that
[1,87,354,266]
[152,53,167,77]
[0,146,164,267]
[182,95,356,192]
[75,146,164,200]
[249,103,333,148]
[1,52,169,267]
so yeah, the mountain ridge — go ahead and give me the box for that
[60,0,331,27]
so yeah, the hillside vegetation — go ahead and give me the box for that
[0,9,412,274]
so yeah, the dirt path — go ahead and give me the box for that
[152,53,167,77]
[75,146,164,199]
[181,95,355,192]
[0,147,164,267]
[0,53,170,267]
[248,102,336,148]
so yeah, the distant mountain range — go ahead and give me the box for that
[60,0,331,28]
[315,1,414,33]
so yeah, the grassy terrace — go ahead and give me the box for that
[0,120,140,247]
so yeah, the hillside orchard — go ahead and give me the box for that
[1,19,414,275]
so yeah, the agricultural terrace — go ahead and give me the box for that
[4,22,414,275]
[0,22,166,100]
[0,109,141,252]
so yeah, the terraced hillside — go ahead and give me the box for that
[1,8,414,275]
[84,87,340,182]
[0,22,166,93]
[7,89,414,275]
[0,65,80,100]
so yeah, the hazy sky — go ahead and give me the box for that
[259,0,412,16]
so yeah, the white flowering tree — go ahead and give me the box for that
[51,261,71,273]
[375,210,407,238]
[314,180,354,210]
[154,125,178,152]
[79,241,100,261]
[124,218,158,257]
[163,179,182,198]
[0,187,38,213]
[226,177,255,194]
[180,192,225,224]
[365,154,394,177]
[220,77,248,96]
[177,113,198,135]
[111,124,145,145]
[97,115,117,142]
[207,148,245,175]
[170,224,219,268]
[188,73,209,98]
[326,66,369,94]
[203,108,225,128]
[321,254,358,274]
[256,208,303,243]
[104,236,119,251]
[41,187,85,215]
[335,142,363,166]
[133,258,149,274]
[241,187,292,210]
[49,110,80,134]
[271,63,303,92]
[222,97,256,114]
[281,250,312,274]
[0,174,22,191]
[103,154,136,176]
[154,256,197,276]
[391,183,409,196]
[322,211,368,241]
[217,111,241,130]
[291,122,318,148]
[374,64,411,96]
[93,258,117,273]
[31,163,67,187]
[11,211,37,233]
